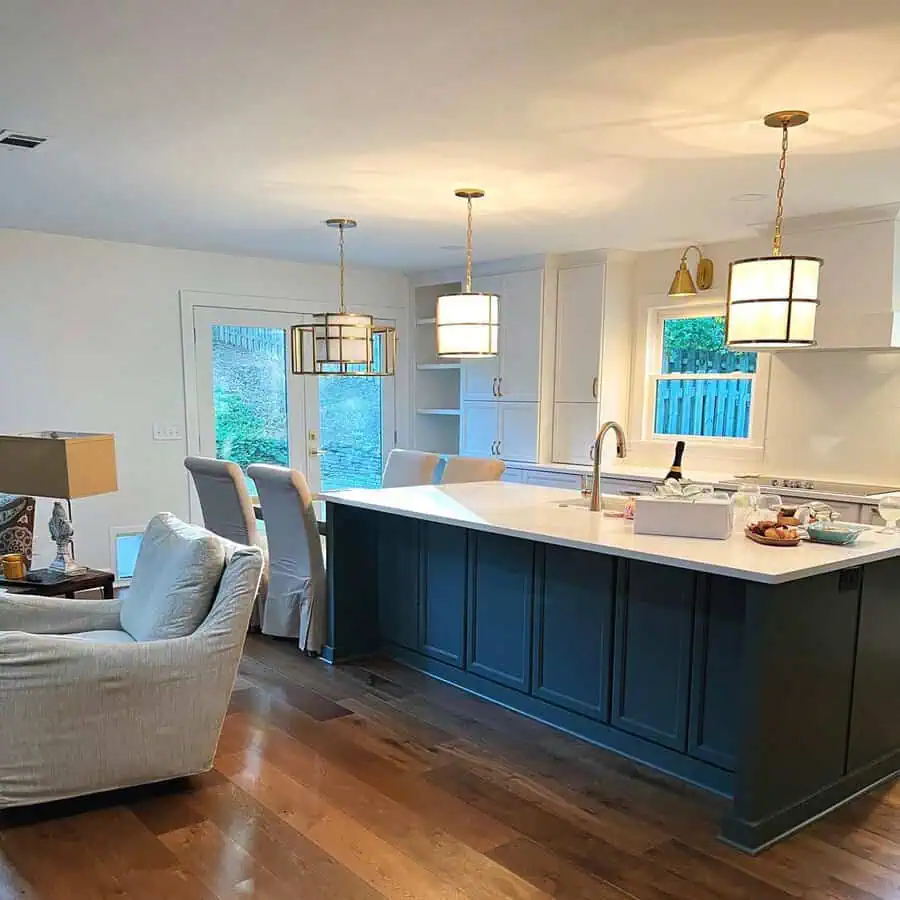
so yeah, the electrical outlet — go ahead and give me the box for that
[152,423,183,441]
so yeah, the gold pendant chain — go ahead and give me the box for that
[338,222,346,313]
[772,124,789,257]
[465,196,473,293]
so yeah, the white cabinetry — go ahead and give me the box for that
[462,270,543,403]
[460,274,501,400]
[551,259,633,465]
[553,402,598,466]
[554,265,604,403]
[459,267,544,463]
[460,400,538,463]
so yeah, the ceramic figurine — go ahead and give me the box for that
[48,501,82,574]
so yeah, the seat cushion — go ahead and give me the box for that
[66,629,136,645]
[120,513,226,641]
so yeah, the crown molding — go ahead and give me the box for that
[750,203,900,238]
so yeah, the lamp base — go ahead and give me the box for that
[47,544,87,576]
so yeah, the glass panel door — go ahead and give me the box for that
[304,329,396,492]
[195,308,309,492]
[195,307,396,496]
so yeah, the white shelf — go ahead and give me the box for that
[416,408,461,416]
[416,317,437,326]
[416,362,461,371]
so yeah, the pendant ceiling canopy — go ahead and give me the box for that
[726,111,823,349]
[291,218,396,376]
[436,189,499,358]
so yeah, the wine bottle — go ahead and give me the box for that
[666,441,685,481]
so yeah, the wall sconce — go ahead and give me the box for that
[668,246,714,297]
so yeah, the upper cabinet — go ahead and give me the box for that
[555,265,605,404]
[462,270,543,403]
[551,258,634,465]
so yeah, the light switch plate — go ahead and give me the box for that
[153,423,183,441]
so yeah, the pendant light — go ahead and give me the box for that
[436,189,499,358]
[291,218,396,376]
[726,111,822,348]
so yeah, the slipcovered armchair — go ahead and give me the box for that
[0,513,263,809]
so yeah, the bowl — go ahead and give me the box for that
[806,522,866,546]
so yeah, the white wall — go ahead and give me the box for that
[626,216,900,482]
[0,229,409,570]
[764,351,900,483]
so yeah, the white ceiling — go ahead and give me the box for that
[3,0,900,269]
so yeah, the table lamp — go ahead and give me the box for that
[0,432,118,575]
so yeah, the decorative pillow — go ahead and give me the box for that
[0,495,36,569]
[120,513,226,641]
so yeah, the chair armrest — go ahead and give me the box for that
[0,630,238,806]
[0,593,122,634]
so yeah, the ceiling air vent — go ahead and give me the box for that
[0,131,47,150]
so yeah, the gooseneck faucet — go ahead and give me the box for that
[590,421,627,512]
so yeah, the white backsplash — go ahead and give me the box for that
[763,350,900,484]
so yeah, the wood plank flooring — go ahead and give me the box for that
[2,634,900,899]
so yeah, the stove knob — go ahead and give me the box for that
[771,479,779,487]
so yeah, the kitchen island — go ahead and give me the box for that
[323,482,900,853]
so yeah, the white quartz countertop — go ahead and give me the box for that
[324,482,900,585]
[508,461,893,506]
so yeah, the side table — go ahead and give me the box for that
[0,567,115,599]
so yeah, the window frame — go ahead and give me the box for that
[642,304,770,447]
[109,526,146,586]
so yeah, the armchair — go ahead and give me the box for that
[0,513,264,808]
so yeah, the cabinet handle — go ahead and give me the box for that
[589,444,595,461]
[490,440,498,456]
[491,377,498,397]
[592,376,598,399]
[497,377,503,398]
[496,440,502,457]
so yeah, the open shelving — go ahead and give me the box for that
[413,282,462,455]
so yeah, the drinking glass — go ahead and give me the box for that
[877,495,900,534]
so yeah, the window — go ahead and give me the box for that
[649,312,760,441]
[110,528,144,583]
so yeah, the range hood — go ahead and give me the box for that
[758,204,900,351]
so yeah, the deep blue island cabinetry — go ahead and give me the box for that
[324,491,900,853]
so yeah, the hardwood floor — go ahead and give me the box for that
[3,634,900,899]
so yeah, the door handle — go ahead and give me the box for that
[310,448,327,456]
[592,376,598,400]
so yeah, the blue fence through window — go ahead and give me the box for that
[654,378,752,438]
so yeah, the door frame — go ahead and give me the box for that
[180,290,407,524]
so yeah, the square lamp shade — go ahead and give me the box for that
[0,432,118,499]
[726,256,822,348]
[291,316,397,376]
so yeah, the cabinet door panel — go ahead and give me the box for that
[555,265,605,404]
[688,576,745,771]
[419,522,468,667]
[612,561,695,750]
[498,402,538,463]
[533,546,614,720]
[523,469,582,489]
[461,274,502,400]
[460,401,498,457]
[377,515,420,650]
[498,269,543,402]
[552,402,598,465]
[467,532,534,692]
